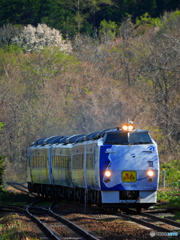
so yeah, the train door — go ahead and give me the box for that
[29,148,33,184]
[26,149,32,182]
[94,144,99,188]
[49,146,53,184]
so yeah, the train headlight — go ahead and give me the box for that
[122,125,128,131]
[147,170,154,177]
[128,125,134,131]
[122,124,135,131]
[105,170,111,177]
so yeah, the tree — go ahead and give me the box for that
[11,23,72,53]
[0,123,5,190]
[0,24,22,48]
[99,19,117,40]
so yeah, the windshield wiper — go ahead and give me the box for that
[112,142,128,145]
[132,142,151,145]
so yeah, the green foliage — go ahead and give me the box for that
[2,44,23,54]
[0,123,5,131]
[157,10,180,34]
[1,0,180,38]
[165,11,180,22]
[99,19,118,39]
[157,190,180,207]
[136,12,161,27]
[160,160,180,185]
[174,211,180,219]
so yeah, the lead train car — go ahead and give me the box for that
[26,125,159,211]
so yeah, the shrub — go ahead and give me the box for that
[11,23,72,53]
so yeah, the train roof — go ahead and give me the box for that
[43,136,64,144]
[105,129,149,133]
[66,134,86,144]
[34,137,47,145]
[59,135,71,143]
[85,131,100,140]
[52,136,65,144]
[30,127,150,147]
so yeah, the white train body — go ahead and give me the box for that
[26,127,159,210]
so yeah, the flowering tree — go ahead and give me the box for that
[11,24,72,53]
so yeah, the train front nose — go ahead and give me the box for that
[100,144,159,205]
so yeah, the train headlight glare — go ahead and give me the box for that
[128,125,134,131]
[122,125,128,131]
[147,170,154,177]
[122,124,135,131]
[105,170,111,177]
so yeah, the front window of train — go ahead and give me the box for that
[104,132,152,145]
[129,132,152,144]
[104,133,128,145]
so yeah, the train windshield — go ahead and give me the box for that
[104,132,152,145]
[129,132,152,144]
[104,133,128,145]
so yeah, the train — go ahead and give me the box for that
[26,123,159,212]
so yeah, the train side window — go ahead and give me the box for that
[60,156,62,168]
[28,157,30,167]
[64,156,69,169]
[55,155,57,167]
[56,156,58,168]
[64,156,67,169]
[38,156,39,168]
[86,153,94,169]
[63,156,65,168]
[72,154,83,169]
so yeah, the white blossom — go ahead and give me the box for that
[11,24,72,53]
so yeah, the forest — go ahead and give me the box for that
[0,1,179,181]
[0,0,180,38]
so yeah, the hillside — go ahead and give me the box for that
[0,10,179,181]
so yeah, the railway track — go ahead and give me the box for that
[100,207,180,234]
[4,182,180,238]
[5,181,37,196]
[1,200,100,239]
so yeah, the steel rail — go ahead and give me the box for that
[26,201,61,240]
[48,201,99,240]
[0,202,61,239]
[0,205,25,212]
[140,211,180,228]
[100,208,175,233]
[27,200,99,240]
